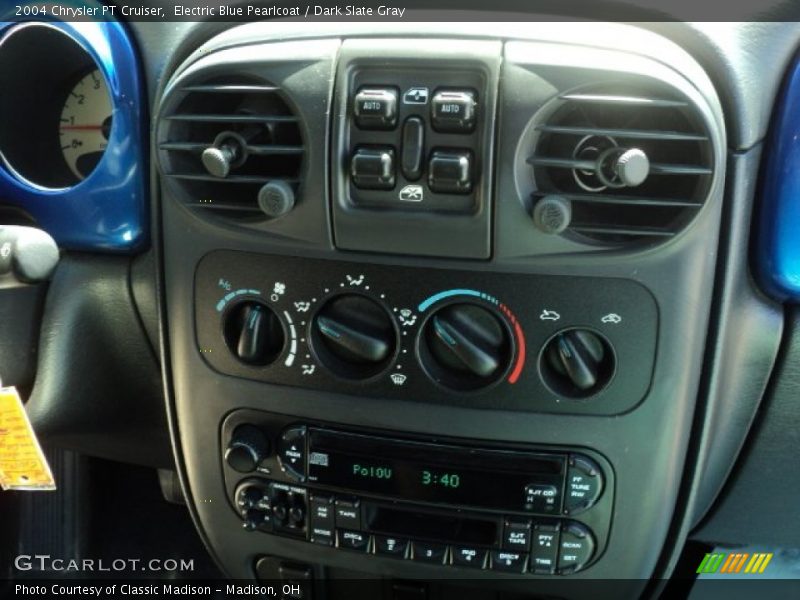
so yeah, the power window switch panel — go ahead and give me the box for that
[351,147,395,190]
[354,88,398,130]
[428,150,473,194]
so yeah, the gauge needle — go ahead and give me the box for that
[60,125,104,131]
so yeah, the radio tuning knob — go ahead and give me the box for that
[311,294,397,379]
[225,425,270,473]
[420,303,513,391]
[223,301,285,365]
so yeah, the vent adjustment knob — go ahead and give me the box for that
[202,144,238,178]
[532,195,572,234]
[614,148,650,187]
[257,181,296,219]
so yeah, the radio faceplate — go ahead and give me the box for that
[221,409,614,576]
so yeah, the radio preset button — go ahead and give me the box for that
[530,523,560,574]
[503,519,532,550]
[277,426,307,481]
[452,546,488,569]
[557,523,595,574]
[565,455,603,515]
[490,550,528,573]
[334,498,361,529]
[524,483,560,513]
[338,529,370,552]
[412,541,448,565]
[375,535,409,559]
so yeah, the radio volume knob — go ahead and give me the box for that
[225,425,270,473]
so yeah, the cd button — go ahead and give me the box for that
[530,523,560,574]
[374,535,409,559]
[337,529,370,552]
[524,483,560,513]
[503,519,531,550]
[411,541,448,565]
[452,546,488,569]
[334,498,361,529]
[490,550,528,573]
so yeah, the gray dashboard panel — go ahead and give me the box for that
[137,18,794,593]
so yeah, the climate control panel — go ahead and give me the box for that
[196,250,658,415]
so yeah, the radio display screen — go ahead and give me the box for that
[307,428,566,512]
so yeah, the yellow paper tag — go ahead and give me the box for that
[0,386,56,490]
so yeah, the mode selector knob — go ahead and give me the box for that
[420,303,513,391]
[311,294,397,380]
[225,425,270,473]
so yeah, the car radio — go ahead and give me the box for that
[221,409,614,576]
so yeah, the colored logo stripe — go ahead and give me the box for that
[697,552,773,574]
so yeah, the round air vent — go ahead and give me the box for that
[526,83,715,246]
[157,76,304,224]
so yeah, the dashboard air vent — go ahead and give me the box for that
[157,77,304,223]
[528,84,714,245]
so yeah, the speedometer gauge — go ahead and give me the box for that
[59,70,112,181]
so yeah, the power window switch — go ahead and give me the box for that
[351,147,395,190]
[428,150,473,194]
[431,90,477,133]
[354,87,398,130]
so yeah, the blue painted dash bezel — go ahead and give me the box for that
[757,53,800,301]
[0,11,146,252]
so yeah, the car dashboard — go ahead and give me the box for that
[1,6,799,599]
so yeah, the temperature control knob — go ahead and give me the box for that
[311,295,397,380]
[223,301,285,365]
[420,303,513,391]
